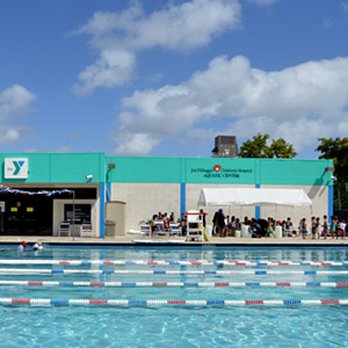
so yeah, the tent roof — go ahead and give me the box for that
[198,188,312,207]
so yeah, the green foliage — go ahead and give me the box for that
[316,137,348,181]
[316,137,348,210]
[239,133,297,159]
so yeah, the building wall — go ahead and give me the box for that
[0,152,105,183]
[110,182,331,232]
[111,183,180,230]
[0,153,334,237]
[53,198,99,237]
[0,153,104,237]
[106,156,333,186]
[107,156,334,232]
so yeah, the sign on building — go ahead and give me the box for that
[4,158,29,179]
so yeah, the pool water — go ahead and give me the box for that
[0,246,347,348]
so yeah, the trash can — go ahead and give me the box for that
[105,201,126,236]
[105,220,116,237]
[275,226,283,238]
[206,225,213,238]
[241,224,249,238]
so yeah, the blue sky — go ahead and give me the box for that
[1,0,348,158]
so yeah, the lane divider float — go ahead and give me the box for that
[0,297,347,307]
[0,280,347,288]
[1,268,348,276]
[0,259,347,267]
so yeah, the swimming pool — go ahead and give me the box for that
[0,245,347,347]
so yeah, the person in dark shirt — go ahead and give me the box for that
[212,209,225,237]
[199,209,206,228]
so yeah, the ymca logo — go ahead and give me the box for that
[4,158,29,179]
[13,160,25,175]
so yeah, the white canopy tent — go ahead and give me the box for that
[198,188,312,207]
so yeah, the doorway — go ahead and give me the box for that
[1,195,53,236]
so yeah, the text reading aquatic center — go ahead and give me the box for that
[191,167,253,179]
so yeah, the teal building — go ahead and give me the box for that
[0,153,334,238]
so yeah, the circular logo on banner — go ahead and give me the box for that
[213,164,222,172]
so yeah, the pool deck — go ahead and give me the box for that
[0,234,347,247]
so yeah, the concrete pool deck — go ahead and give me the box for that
[0,234,347,247]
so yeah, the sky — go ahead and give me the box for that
[0,0,348,159]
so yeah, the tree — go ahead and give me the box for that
[239,133,297,158]
[316,137,348,210]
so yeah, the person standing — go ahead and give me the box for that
[311,216,317,240]
[212,209,225,237]
[300,218,308,239]
[199,209,206,228]
[330,216,337,239]
[315,217,320,239]
[285,217,293,237]
[322,215,328,239]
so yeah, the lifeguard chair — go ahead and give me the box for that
[185,210,204,242]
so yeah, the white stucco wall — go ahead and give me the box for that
[111,183,180,231]
[110,182,329,233]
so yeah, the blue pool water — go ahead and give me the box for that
[0,245,347,347]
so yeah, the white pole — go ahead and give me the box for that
[72,190,75,240]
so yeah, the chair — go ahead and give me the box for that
[169,223,181,236]
[80,223,93,238]
[140,224,151,236]
[58,221,71,237]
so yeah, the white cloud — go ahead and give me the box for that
[0,85,36,144]
[112,55,348,156]
[73,49,136,95]
[114,132,161,156]
[74,0,241,94]
[0,85,36,119]
[0,128,20,144]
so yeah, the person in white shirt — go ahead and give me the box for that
[33,241,43,251]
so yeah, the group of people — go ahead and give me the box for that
[148,211,179,237]
[145,209,347,239]
[299,215,347,239]
[17,240,44,252]
[147,210,209,237]
[211,209,348,239]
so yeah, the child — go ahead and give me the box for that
[300,218,308,239]
[330,216,337,239]
[322,215,328,239]
[33,241,43,251]
[266,218,275,237]
[17,240,28,252]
